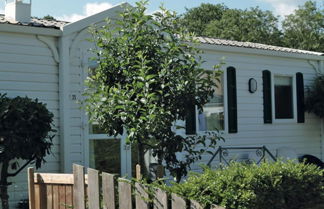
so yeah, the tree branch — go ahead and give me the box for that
[7,157,35,177]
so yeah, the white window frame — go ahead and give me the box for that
[196,70,228,134]
[271,73,297,123]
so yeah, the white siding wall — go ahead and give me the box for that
[0,32,60,208]
[191,49,322,171]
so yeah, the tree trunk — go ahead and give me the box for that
[137,142,147,178]
[0,161,10,209]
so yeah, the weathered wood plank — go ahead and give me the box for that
[190,200,203,209]
[39,184,47,209]
[34,173,74,184]
[88,168,100,209]
[153,188,168,209]
[135,183,149,209]
[53,185,59,209]
[34,184,40,209]
[102,172,116,209]
[34,173,89,184]
[73,164,85,209]
[59,185,66,209]
[46,185,53,209]
[171,193,186,209]
[65,185,73,209]
[28,168,36,209]
[118,178,133,209]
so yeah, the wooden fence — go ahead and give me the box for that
[27,164,224,209]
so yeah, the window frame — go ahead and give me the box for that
[195,70,228,134]
[271,73,297,123]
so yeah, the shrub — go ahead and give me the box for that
[168,161,324,209]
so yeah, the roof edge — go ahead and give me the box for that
[197,43,324,61]
[0,23,62,36]
[62,2,131,35]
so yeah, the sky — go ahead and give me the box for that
[0,0,322,22]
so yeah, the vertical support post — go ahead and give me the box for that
[136,164,141,180]
[73,164,85,209]
[28,168,35,209]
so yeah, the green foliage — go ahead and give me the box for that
[43,15,56,21]
[0,94,54,169]
[181,1,324,52]
[181,3,282,45]
[0,93,55,209]
[204,7,282,46]
[168,161,324,209]
[180,3,227,35]
[306,75,324,118]
[85,0,223,181]
[282,1,324,52]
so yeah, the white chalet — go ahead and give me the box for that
[0,1,324,207]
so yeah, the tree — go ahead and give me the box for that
[84,0,223,181]
[0,94,55,209]
[180,3,227,35]
[43,15,56,21]
[204,7,283,46]
[282,1,324,52]
[181,4,282,46]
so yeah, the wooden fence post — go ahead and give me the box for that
[118,179,133,209]
[190,200,204,209]
[153,188,168,209]
[102,172,116,209]
[88,168,99,209]
[171,193,187,209]
[73,164,85,209]
[136,164,142,180]
[28,168,35,209]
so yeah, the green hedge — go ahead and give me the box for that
[168,161,324,209]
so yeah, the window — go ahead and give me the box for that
[274,76,293,119]
[198,76,224,131]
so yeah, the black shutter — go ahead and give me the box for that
[185,104,196,134]
[262,70,272,124]
[296,72,305,123]
[227,67,237,133]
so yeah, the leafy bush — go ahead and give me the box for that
[306,75,324,118]
[0,93,55,209]
[168,161,324,209]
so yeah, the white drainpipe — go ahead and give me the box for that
[320,60,324,161]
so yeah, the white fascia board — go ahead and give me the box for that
[62,3,130,35]
[0,23,62,36]
[197,43,324,62]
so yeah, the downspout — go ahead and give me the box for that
[59,35,71,172]
[320,60,324,161]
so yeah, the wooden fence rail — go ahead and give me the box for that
[27,164,224,209]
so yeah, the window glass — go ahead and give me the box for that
[199,77,224,131]
[89,139,121,175]
[89,122,106,134]
[274,76,293,119]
